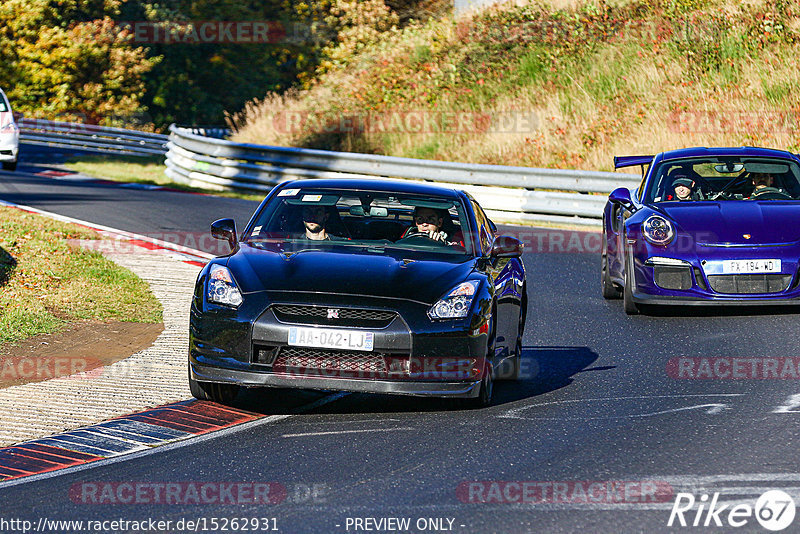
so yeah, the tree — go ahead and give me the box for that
[0,0,154,124]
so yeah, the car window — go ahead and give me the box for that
[244,189,476,258]
[470,200,495,255]
[645,157,800,202]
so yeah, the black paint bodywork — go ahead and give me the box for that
[189,179,526,398]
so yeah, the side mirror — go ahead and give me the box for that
[211,218,237,251]
[490,235,523,258]
[609,187,635,210]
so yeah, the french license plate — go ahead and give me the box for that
[287,327,374,352]
[722,259,781,274]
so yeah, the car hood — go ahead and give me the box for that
[658,202,800,245]
[227,245,476,304]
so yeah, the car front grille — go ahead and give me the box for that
[271,347,409,379]
[707,274,792,294]
[272,305,396,328]
[653,266,693,290]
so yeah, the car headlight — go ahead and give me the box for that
[0,122,18,133]
[642,215,675,246]
[428,281,479,320]
[207,264,243,307]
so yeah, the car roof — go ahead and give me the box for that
[278,178,464,199]
[659,146,798,162]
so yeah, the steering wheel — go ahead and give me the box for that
[750,187,793,200]
[395,235,449,248]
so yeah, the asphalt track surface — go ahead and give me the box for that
[1,148,800,533]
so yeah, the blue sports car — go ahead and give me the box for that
[602,147,800,314]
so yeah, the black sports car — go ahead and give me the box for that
[188,179,526,407]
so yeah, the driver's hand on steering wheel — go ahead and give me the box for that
[427,230,447,242]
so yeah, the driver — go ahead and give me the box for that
[401,207,449,243]
[749,172,787,199]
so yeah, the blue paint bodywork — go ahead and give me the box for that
[603,147,800,308]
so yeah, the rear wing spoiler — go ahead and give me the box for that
[614,155,654,169]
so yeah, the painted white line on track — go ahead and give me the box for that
[297,418,402,425]
[499,394,746,420]
[514,403,731,420]
[282,427,415,438]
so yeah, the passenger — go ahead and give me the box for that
[671,176,695,201]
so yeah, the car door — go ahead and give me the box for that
[470,199,520,364]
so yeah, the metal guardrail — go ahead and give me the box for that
[19,118,168,156]
[166,125,640,226]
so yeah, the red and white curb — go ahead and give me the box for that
[0,401,261,483]
[0,199,213,267]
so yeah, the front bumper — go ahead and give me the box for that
[189,292,490,399]
[190,359,481,397]
[631,292,800,306]
[0,132,19,162]
[629,244,800,305]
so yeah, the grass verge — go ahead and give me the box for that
[0,207,162,347]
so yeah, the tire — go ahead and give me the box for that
[510,338,522,380]
[189,368,240,404]
[498,296,525,381]
[623,257,640,315]
[601,253,622,300]
[466,362,494,408]
[2,161,16,171]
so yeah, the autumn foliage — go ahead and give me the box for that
[0,0,444,129]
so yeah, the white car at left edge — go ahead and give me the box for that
[0,88,19,171]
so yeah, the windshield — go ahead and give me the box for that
[645,157,800,203]
[243,188,475,257]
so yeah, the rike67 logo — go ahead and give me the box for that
[668,490,796,531]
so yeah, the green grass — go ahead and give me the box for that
[64,155,167,184]
[763,79,794,105]
[0,208,162,346]
[63,155,265,202]
[408,139,441,159]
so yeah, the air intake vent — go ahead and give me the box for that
[707,274,792,294]
[272,305,396,328]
